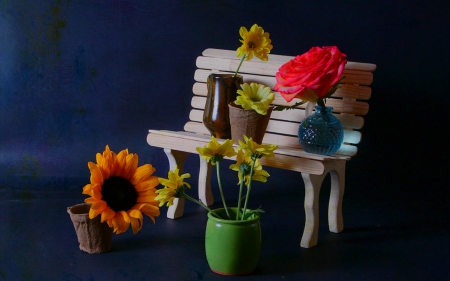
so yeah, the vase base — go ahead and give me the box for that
[210,268,255,276]
[300,142,340,156]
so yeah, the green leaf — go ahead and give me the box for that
[273,100,308,111]
[243,206,265,220]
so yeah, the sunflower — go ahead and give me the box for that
[235,83,275,115]
[237,135,278,159]
[155,166,191,207]
[236,23,273,61]
[229,150,270,186]
[82,145,160,234]
[196,136,237,165]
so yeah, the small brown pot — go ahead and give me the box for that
[67,203,113,254]
[228,103,273,144]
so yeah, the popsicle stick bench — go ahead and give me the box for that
[147,48,376,248]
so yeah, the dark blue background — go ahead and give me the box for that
[1,0,449,204]
[2,0,448,194]
[1,1,450,280]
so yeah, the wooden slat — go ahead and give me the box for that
[202,48,377,72]
[194,69,276,87]
[260,132,357,157]
[191,95,368,116]
[334,84,371,100]
[147,130,328,174]
[196,57,373,85]
[184,117,361,146]
[189,105,364,131]
[203,48,295,64]
[196,56,282,76]
[193,82,371,101]
[149,130,351,160]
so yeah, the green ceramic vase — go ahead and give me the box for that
[205,208,261,276]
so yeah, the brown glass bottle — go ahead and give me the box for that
[203,73,243,139]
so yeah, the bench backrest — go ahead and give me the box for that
[185,48,376,157]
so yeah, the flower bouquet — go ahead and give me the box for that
[156,135,277,220]
[156,136,277,275]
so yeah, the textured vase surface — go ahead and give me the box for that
[298,106,344,156]
[203,74,243,139]
[228,103,273,144]
[205,208,261,276]
[67,203,113,254]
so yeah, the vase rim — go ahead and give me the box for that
[229,102,274,109]
[315,105,333,111]
[209,73,242,78]
[207,207,260,224]
[67,203,91,215]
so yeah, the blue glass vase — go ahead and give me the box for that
[298,106,344,156]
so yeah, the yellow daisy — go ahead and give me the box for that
[155,166,191,207]
[235,83,275,115]
[196,136,237,165]
[236,23,273,61]
[237,135,278,159]
[229,150,270,186]
[82,145,160,234]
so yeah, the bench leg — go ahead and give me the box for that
[300,160,346,248]
[328,160,345,233]
[164,149,189,219]
[301,172,325,248]
[198,156,214,206]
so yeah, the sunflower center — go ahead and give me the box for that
[102,176,138,212]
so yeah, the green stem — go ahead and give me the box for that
[233,54,247,77]
[216,162,231,219]
[183,193,222,219]
[316,98,325,107]
[236,173,246,220]
[241,158,256,220]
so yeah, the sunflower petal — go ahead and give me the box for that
[84,197,99,204]
[134,177,159,192]
[141,203,161,218]
[119,210,130,223]
[137,195,158,203]
[124,153,139,179]
[130,217,142,234]
[114,212,130,234]
[129,209,143,234]
[100,207,116,223]
[113,149,128,177]
[88,162,104,185]
[131,164,156,185]
[82,184,92,195]
[89,205,104,219]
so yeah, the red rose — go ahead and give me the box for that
[274,46,347,103]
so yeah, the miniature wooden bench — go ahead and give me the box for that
[147,48,376,248]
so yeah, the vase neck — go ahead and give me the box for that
[314,106,333,114]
